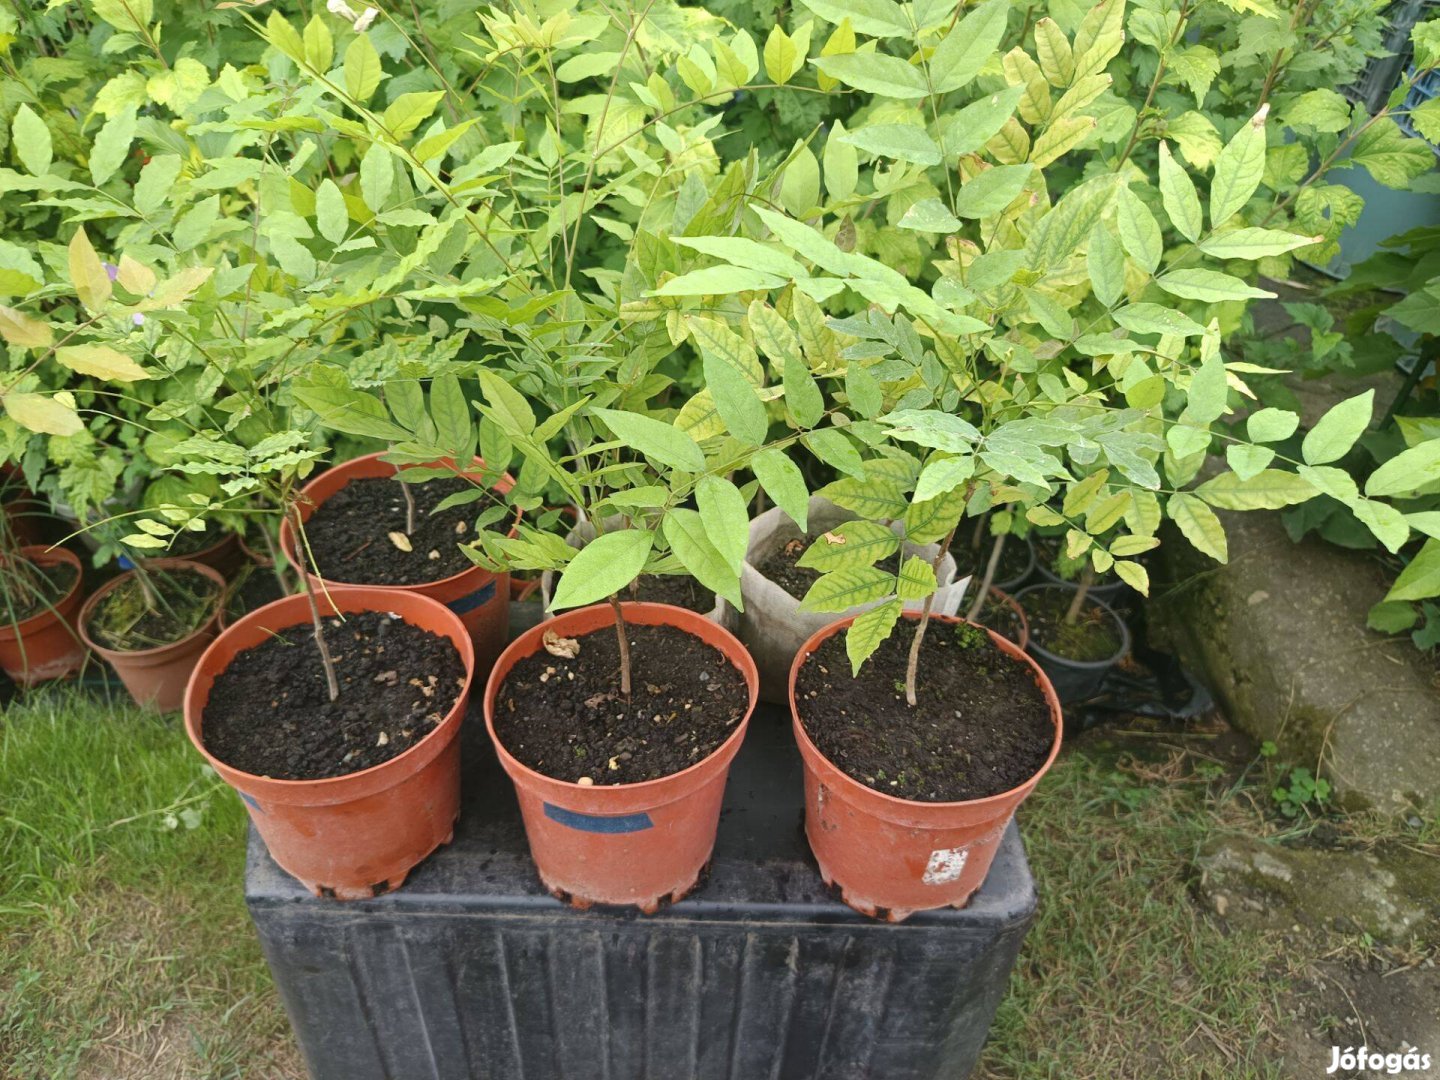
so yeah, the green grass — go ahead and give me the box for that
[981,736,1292,1079]
[0,685,297,1079]
[0,687,1342,1078]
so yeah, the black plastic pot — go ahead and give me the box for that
[1014,584,1131,706]
[246,707,1038,1080]
[1029,536,1126,602]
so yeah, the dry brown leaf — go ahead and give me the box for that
[543,629,581,658]
[388,531,413,552]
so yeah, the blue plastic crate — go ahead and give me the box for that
[1347,0,1440,115]
[1396,65,1440,151]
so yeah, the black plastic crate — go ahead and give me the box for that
[245,706,1038,1080]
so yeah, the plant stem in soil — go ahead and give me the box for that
[1065,566,1094,626]
[608,593,631,699]
[288,504,340,702]
[400,479,416,535]
[905,522,959,708]
[965,533,1006,622]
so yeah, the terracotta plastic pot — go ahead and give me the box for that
[1014,584,1131,706]
[484,602,759,912]
[78,559,225,712]
[186,588,474,899]
[280,452,516,671]
[0,545,86,685]
[789,612,1062,922]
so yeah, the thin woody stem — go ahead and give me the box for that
[905,522,960,708]
[609,593,631,699]
[289,504,340,702]
[1065,566,1094,626]
[400,480,417,536]
[965,533,1006,623]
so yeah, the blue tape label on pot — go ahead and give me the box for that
[448,580,497,616]
[543,803,653,834]
[238,791,265,815]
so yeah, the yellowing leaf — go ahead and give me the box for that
[68,227,111,313]
[55,344,149,381]
[3,392,83,436]
[0,307,53,349]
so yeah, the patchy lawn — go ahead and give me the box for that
[1,687,1431,1078]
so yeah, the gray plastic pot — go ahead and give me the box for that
[1013,583,1130,706]
[739,497,969,703]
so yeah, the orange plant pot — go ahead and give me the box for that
[79,559,226,713]
[185,588,475,899]
[0,545,87,685]
[484,602,759,913]
[789,612,1062,922]
[279,452,516,672]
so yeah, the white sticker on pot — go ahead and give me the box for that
[923,847,968,885]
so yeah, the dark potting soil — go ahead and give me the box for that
[201,610,466,780]
[7,559,76,620]
[1025,586,1123,662]
[304,476,483,587]
[794,621,1053,802]
[87,567,221,651]
[977,592,1024,646]
[757,537,902,600]
[956,536,1031,588]
[224,562,288,622]
[493,623,747,785]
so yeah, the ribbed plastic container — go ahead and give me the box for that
[246,706,1038,1080]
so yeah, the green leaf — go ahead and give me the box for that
[344,33,382,103]
[898,198,962,232]
[2,392,82,436]
[429,373,470,453]
[663,510,742,608]
[914,455,974,503]
[845,599,902,674]
[652,266,787,296]
[752,448,809,530]
[799,520,899,572]
[1087,224,1125,307]
[315,178,348,244]
[1200,228,1319,260]
[1169,492,1228,563]
[799,566,895,612]
[1157,269,1275,302]
[1114,303,1207,337]
[823,120,859,201]
[696,475,750,577]
[1225,443,1274,481]
[1247,407,1298,443]
[1209,108,1267,227]
[549,529,654,611]
[953,164,1032,219]
[1157,141,1202,243]
[173,196,219,252]
[1195,469,1316,510]
[360,142,393,212]
[929,0,1010,93]
[1349,117,1435,190]
[795,0,910,38]
[805,427,866,478]
[12,105,52,177]
[840,124,941,166]
[593,408,705,472]
[764,24,804,84]
[904,482,968,542]
[1115,186,1162,273]
[292,385,410,441]
[89,107,137,186]
[1113,560,1149,595]
[265,11,305,63]
[812,53,929,99]
[938,85,1025,156]
[783,355,824,427]
[383,92,445,140]
[1386,538,1440,603]
[845,363,882,419]
[1301,390,1373,466]
[896,554,936,601]
[704,353,769,445]
[1366,439,1440,498]
[476,371,536,435]
[1367,599,1418,634]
